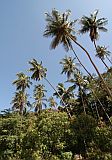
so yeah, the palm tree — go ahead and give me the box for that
[53,83,75,113]
[44,9,112,99]
[29,59,61,97]
[11,91,28,114]
[13,72,32,92]
[48,96,57,109]
[60,56,78,79]
[96,45,112,68]
[33,84,47,113]
[80,10,108,42]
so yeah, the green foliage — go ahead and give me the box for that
[0,110,112,159]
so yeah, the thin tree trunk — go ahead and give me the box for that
[101,58,109,70]
[106,55,112,65]
[70,46,93,78]
[69,34,112,99]
[93,40,97,50]
[79,84,86,115]
[44,77,71,118]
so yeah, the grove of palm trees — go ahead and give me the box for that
[0,9,112,160]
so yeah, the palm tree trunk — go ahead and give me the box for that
[101,58,109,70]
[93,40,97,50]
[106,55,112,65]
[79,85,86,115]
[44,77,71,118]
[69,34,112,99]
[70,46,93,78]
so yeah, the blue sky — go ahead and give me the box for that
[0,0,112,111]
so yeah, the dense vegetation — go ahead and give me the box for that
[0,9,112,159]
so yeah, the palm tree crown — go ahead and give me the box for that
[13,72,31,92]
[44,9,77,51]
[11,91,28,114]
[80,10,108,41]
[96,45,110,60]
[29,59,47,81]
[60,56,78,79]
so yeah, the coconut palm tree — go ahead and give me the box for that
[11,91,28,114]
[13,72,32,92]
[53,83,75,111]
[60,56,79,79]
[44,9,112,99]
[29,59,62,98]
[96,45,112,68]
[48,96,57,109]
[33,84,47,113]
[80,10,108,42]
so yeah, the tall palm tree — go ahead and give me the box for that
[11,91,28,114]
[60,56,78,79]
[96,45,112,68]
[13,72,32,92]
[80,10,108,42]
[44,9,112,99]
[29,59,61,97]
[33,84,47,113]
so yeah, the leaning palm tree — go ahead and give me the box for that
[33,84,47,113]
[80,10,108,43]
[44,9,112,99]
[13,72,32,92]
[29,59,59,95]
[96,45,112,68]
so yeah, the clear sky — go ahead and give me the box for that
[0,0,112,111]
